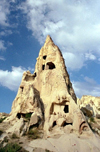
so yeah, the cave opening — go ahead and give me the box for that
[64,105,69,113]
[52,121,57,127]
[20,86,24,92]
[43,55,47,60]
[63,122,73,127]
[17,113,21,119]
[46,62,56,70]
[34,72,37,77]
[42,64,45,70]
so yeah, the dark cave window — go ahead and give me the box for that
[52,121,57,127]
[20,86,24,92]
[17,113,21,119]
[63,122,72,127]
[46,62,56,70]
[34,72,37,77]
[64,105,69,113]
[43,55,47,60]
[68,84,70,92]
[42,64,45,70]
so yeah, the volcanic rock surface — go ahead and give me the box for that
[1,36,100,152]
[6,35,91,137]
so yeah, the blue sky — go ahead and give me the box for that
[0,0,100,113]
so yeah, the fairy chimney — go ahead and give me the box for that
[7,35,91,136]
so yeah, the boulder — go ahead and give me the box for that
[29,113,39,127]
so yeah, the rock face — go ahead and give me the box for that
[6,36,91,136]
[78,95,100,136]
[78,95,100,117]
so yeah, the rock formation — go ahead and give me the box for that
[6,35,91,137]
[78,95,100,135]
[78,95,100,118]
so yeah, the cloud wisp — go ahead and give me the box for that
[0,66,34,91]
[0,40,6,51]
[0,0,10,27]
[73,76,100,98]
[0,66,25,91]
[0,56,5,61]
[0,1,14,51]
[21,0,100,70]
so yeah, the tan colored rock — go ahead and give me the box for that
[81,107,93,117]
[6,118,28,136]
[6,35,91,136]
[56,118,65,127]
[78,95,100,116]
[29,113,38,127]
[78,95,100,136]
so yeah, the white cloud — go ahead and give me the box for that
[0,66,34,91]
[21,0,100,70]
[0,40,6,51]
[0,1,14,51]
[0,56,5,61]
[0,30,12,37]
[72,77,100,98]
[85,53,96,61]
[63,52,84,70]
[0,66,25,91]
[0,1,10,26]
[27,67,34,72]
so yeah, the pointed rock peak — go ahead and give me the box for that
[7,35,92,139]
[45,35,54,44]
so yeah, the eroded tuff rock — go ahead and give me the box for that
[78,95,100,117]
[78,95,100,135]
[6,36,92,137]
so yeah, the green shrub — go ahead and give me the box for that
[0,117,6,123]
[45,149,53,152]
[98,108,100,111]
[27,128,40,139]
[0,143,21,152]
[90,117,95,123]
[4,136,9,142]
[11,133,19,139]
[25,113,32,119]
[45,149,51,152]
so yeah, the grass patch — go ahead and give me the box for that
[4,136,9,143]
[0,142,29,152]
[0,117,6,123]
[25,113,32,119]
[90,117,95,123]
[0,143,21,152]
[98,108,100,111]
[11,133,19,139]
[27,128,41,139]
[45,149,51,152]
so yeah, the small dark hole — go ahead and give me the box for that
[52,121,57,127]
[34,72,37,77]
[63,122,72,127]
[64,105,69,113]
[42,65,45,70]
[47,62,56,69]
[43,55,47,60]
[20,86,24,92]
[17,113,21,119]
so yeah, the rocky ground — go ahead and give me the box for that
[0,114,100,152]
